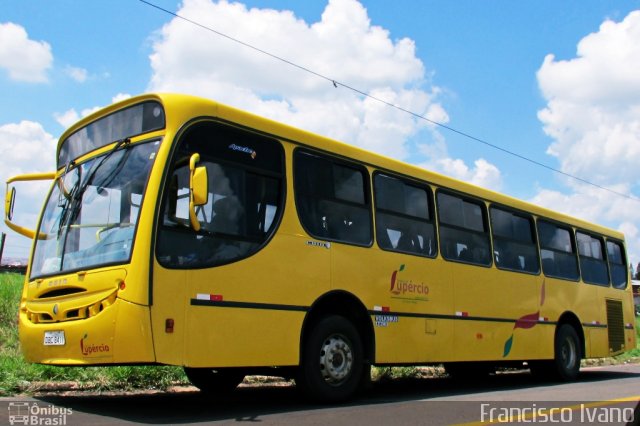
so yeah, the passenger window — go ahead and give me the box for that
[294,151,372,246]
[607,240,628,289]
[157,121,284,268]
[437,191,491,266]
[537,220,579,280]
[374,173,436,257]
[490,207,539,274]
[576,232,609,286]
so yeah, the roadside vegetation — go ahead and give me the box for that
[1,272,639,396]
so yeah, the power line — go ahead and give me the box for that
[138,0,639,203]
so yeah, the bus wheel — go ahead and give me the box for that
[553,324,581,381]
[531,324,581,381]
[298,315,363,402]
[184,367,245,394]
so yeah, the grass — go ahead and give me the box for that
[1,272,639,395]
[614,315,640,361]
[0,273,187,396]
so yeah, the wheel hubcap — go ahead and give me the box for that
[319,334,353,385]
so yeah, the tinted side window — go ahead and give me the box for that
[607,240,628,289]
[576,232,609,286]
[490,207,539,274]
[374,173,436,257]
[437,192,491,265]
[294,151,372,246]
[538,220,579,280]
[157,121,284,268]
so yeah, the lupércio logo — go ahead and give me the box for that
[80,333,111,356]
[390,264,429,296]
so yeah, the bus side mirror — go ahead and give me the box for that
[5,187,16,221]
[5,172,56,240]
[188,153,209,232]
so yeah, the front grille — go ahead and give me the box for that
[606,299,625,354]
[25,290,117,324]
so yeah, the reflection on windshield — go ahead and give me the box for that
[31,140,160,278]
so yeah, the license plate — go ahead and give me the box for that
[43,331,65,346]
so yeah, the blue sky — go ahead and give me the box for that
[2,0,640,264]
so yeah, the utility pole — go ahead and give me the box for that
[0,232,5,266]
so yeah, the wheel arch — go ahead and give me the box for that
[556,311,585,358]
[300,290,375,366]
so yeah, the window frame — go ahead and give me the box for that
[575,230,610,287]
[489,204,541,275]
[373,171,437,258]
[436,189,493,267]
[536,218,580,282]
[293,148,373,247]
[155,118,286,269]
[606,238,628,290]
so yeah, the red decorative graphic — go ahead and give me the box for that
[514,311,540,330]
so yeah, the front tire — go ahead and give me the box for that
[298,315,363,402]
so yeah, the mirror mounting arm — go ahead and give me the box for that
[5,172,56,240]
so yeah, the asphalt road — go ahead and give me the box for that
[1,364,639,425]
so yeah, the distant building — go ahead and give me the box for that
[633,280,640,315]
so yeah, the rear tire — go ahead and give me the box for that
[553,324,581,381]
[184,367,245,394]
[297,315,363,402]
[530,324,581,381]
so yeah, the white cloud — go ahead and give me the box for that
[531,183,638,225]
[0,22,53,83]
[53,107,99,129]
[535,10,640,263]
[435,157,502,191]
[147,0,501,189]
[537,11,640,186]
[0,121,56,179]
[54,109,80,129]
[416,132,502,191]
[148,0,442,159]
[65,65,88,83]
[111,93,132,104]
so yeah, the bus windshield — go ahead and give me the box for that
[31,139,161,278]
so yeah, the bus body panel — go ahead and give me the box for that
[183,232,329,367]
[452,263,540,361]
[150,264,188,366]
[353,247,454,363]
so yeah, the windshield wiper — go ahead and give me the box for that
[57,138,131,237]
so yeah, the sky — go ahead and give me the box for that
[2,0,640,267]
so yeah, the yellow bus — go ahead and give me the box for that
[5,94,637,401]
